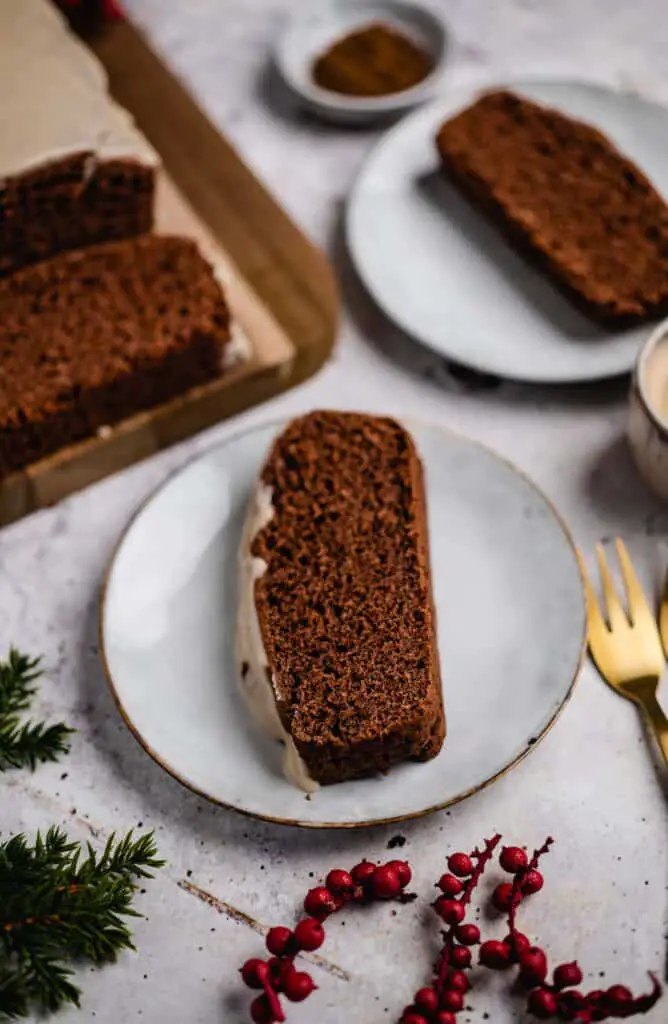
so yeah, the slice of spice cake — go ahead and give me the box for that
[0,235,236,477]
[237,410,445,790]
[435,90,668,324]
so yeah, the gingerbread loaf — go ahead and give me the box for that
[0,235,235,477]
[237,411,445,790]
[0,0,157,278]
[435,90,668,324]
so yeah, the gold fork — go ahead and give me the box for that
[578,538,668,763]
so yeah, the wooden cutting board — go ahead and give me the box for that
[0,16,338,527]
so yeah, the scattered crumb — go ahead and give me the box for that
[387,835,407,849]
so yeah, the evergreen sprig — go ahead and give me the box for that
[0,649,73,771]
[0,828,164,1019]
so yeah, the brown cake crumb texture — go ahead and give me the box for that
[0,153,154,279]
[312,22,433,98]
[435,90,668,324]
[0,235,230,477]
[252,411,445,785]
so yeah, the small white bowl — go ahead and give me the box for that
[274,0,448,125]
[628,316,668,501]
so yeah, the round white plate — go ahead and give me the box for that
[100,417,586,828]
[275,0,448,125]
[348,80,668,383]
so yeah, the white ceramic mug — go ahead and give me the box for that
[628,316,668,501]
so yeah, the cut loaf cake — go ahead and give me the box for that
[0,235,233,477]
[0,0,158,277]
[237,411,445,790]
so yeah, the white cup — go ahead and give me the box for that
[628,316,668,501]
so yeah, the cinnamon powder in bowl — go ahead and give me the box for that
[275,1,448,125]
[312,22,434,99]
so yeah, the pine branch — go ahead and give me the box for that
[0,829,164,1019]
[0,649,73,772]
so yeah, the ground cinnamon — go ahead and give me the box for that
[312,22,433,98]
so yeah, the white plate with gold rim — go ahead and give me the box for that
[347,80,668,383]
[100,416,586,828]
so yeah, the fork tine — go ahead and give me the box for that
[576,548,609,639]
[660,567,668,656]
[595,543,628,631]
[615,539,653,627]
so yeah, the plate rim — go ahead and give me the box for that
[346,76,666,384]
[98,413,587,829]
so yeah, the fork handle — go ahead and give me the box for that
[638,692,668,764]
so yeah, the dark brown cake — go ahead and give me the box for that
[435,90,668,324]
[251,411,445,785]
[0,154,154,279]
[0,235,231,477]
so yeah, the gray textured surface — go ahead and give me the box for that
[2,1,667,1021]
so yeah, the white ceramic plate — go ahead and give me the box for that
[100,417,586,828]
[348,80,668,383]
[275,0,448,125]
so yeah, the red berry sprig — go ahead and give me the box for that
[238,838,661,1023]
[480,837,662,1022]
[240,858,413,1022]
[398,833,502,1024]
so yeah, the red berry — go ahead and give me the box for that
[527,987,558,1019]
[304,886,337,920]
[401,1012,427,1024]
[351,860,376,885]
[522,869,544,895]
[437,873,464,897]
[587,991,606,1022]
[604,985,632,1014]
[371,863,402,900]
[265,926,293,956]
[504,932,531,960]
[435,1015,457,1024]
[371,864,402,900]
[434,897,466,925]
[479,939,512,970]
[388,859,412,887]
[519,947,549,986]
[240,959,269,990]
[450,944,473,968]
[500,846,529,873]
[293,917,325,952]
[326,869,354,896]
[440,989,464,1013]
[554,962,584,989]
[282,970,316,1003]
[266,957,286,988]
[447,970,470,993]
[493,882,521,912]
[250,995,275,1024]
[447,852,474,877]
[455,922,480,945]
[556,990,585,1020]
[414,987,439,1013]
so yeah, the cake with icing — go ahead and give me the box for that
[236,411,445,791]
[0,0,158,278]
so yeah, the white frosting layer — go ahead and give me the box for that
[0,0,158,181]
[236,482,318,794]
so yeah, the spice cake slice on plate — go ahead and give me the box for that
[237,410,445,792]
[0,235,241,477]
[435,90,668,325]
